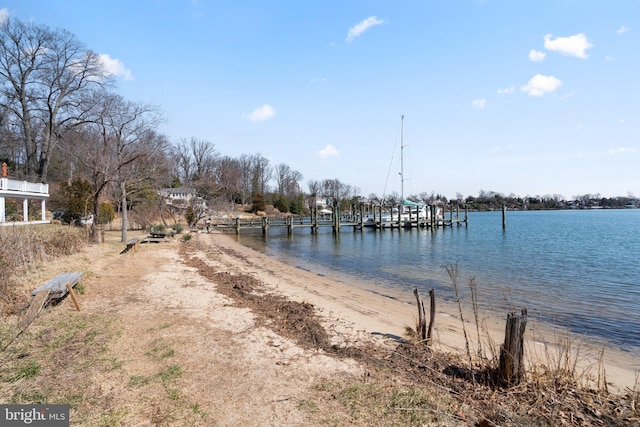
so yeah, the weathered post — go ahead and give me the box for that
[413,288,436,345]
[235,217,241,235]
[413,289,427,341]
[427,289,436,344]
[502,204,507,230]
[465,205,469,227]
[499,308,528,386]
[430,205,435,228]
[287,216,292,235]
[312,207,317,233]
[261,216,268,235]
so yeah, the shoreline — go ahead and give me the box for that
[210,231,639,393]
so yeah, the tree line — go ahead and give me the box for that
[2,16,636,244]
[0,15,366,242]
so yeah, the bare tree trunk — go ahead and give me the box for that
[121,181,128,243]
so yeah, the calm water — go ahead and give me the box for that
[235,210,640,354]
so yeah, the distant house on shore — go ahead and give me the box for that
[160,187,205,208]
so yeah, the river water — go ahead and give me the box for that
[234,209,640,355]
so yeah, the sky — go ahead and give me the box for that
[1,1,638,200]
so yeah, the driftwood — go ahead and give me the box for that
[499,308,528,386]
[414,289,436,345]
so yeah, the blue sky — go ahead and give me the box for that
[2,1,638,199]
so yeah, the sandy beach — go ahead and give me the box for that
[205,231,638,393]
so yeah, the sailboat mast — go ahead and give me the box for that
[400,114,404,202]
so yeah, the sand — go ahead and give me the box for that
[205,231,638,393]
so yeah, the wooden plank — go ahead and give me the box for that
[30,271,83,298]
[19,290,50,329]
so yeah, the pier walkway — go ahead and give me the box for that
[210,206,468,235]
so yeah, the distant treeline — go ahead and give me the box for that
[456,192,638,212]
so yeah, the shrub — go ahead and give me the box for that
[173,223,184,234]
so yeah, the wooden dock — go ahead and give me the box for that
[210,205,468,235]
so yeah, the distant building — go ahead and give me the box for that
[160,187,207,209]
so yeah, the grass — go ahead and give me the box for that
[145,338,175,361]
[4,360,40,382]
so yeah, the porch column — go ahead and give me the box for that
[41,199,47,221]
[23,198,28,222]
[0,196,5,223]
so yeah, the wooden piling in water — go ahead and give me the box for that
[502,204,507,230]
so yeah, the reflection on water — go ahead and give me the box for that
[236,210,640,354]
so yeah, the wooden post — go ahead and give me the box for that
[65,283,81,311]
[262,217,268,235]
[287,216,292,235]
[413,289,427,341]
[499,308,528,386]
[465,205,469,227]
[502,204,506,230]
[430,205,435,228]
[235,217,241,234]
[313,207,318,233]
[427,289,435,344]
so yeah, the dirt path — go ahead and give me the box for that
[32,232,363,426]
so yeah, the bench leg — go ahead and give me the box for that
[65,283,81,311]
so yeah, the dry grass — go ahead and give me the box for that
[0,225,86,315]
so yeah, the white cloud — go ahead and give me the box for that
[616,25,630,35]
[472,98,487,109]
[497,85,515,95]
[528,49,546,62]
[317,144,339,158]
[346,16,384,43]
[245,104,276,122]
[0,8,9,24]
[608,147,636,155]
[99,54,134,81]
[520,74,562,96]
[543,33,593,59]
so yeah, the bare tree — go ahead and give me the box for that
[174,137,217,185]
[237,154,253,206]
[274,162,303,199]
[250,153,272,196]
[69,92,164,242]
[321,178,359,209]
[0,16,111,181]
[213,155,241,209]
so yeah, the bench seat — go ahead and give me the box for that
[30,271,83,299]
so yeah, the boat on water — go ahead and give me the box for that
[364,115,444,229]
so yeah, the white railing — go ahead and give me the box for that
[0,178,49,194]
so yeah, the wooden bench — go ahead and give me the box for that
[121,237,140,254]
[127,237,140,247]
[30,271,83,301]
